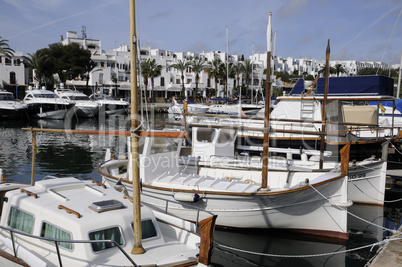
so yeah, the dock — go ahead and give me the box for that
[367,226,402,266]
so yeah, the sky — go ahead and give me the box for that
[1,0,402,66]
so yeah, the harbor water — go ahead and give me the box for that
[0,112,401,267]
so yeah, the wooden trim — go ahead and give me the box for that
[198,215,217,265]
[91,180,106,189]
[58,205,81,218]
[20,189,38,199]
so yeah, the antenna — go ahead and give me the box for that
[81,25,87,39]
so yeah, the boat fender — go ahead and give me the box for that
[174,192,200,202]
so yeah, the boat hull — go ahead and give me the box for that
[102,173,349,241]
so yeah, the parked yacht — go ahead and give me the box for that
[0,90,27,120]
[0,176,216,266]
[89,92,129,116]
[23,86,74,120]
[55,85,99,118]
[168,99,209,115]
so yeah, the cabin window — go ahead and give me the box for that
[150,138,179,155]
[8,207,34,234]
[89,226,124,252]
[131,219,158,240]
[41,222,72,250]
[196,128,216,143]
[216,129,236,144]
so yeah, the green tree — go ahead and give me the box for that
[207,59,222,97]
[47,43,92,83]
[84,60,97,92]
[242,59,258,94]
[140,58,151,101]
[170,59,191,97]
[219,62,235,97]
[232,62,244,95]
[318,64,336,77]
[334,64,347,77]
[148,59,162,102]
[0,37,14,58]
[190,58,208,98]
[24,49,51,86]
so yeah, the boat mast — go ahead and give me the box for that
[319,40,330,169]
[129,0,145,254]
[262,11,272,189]
[397,50,402,99]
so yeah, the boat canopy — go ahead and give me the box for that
[289,76,394,96]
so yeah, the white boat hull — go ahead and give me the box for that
[102,170,350,240]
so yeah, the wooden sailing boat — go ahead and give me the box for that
[99,11,351,241]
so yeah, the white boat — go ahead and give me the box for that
[0,176,216,266]
[89,92,129,116]
[181,126,388,206]
[187,94,402,162]
[55,85,99,118]
[168,99,209,116]
[0,90,27,120]
[99,132,351,241]
[23,86,74,120]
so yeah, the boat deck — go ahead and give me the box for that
[154,172,261,193]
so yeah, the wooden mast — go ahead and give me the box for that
[129,0,145,254]
[319,40,330,169]
[262,11,273,189]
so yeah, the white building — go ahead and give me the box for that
[0,51,29,99]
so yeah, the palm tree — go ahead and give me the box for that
[242,59,258,96]
[24,49,49,86]
[140,58,151,101]
[148,59,162,103]
[334,64,347,77]
[219,62,235,97]
[232,61,244,96]
[190,58,208,98]
[207,59,222,97]
[318,64,336,77]
[84,60,97,92]
[169,59,190,97]
[0,37,14,58]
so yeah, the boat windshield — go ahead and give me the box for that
[0,93,15,101]
[150,137,180,155]
[33,93,58,99]
[70,96,90,101]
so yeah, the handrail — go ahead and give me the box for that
[0,224,137,267]
[58,205,81,219]
[140,191,215,230]
[20,189,38,199]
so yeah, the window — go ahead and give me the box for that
[41,222,72,250]
[197,128,216,143]
[89,227,123,252]
[9,72,16,84]
[131,220,158,240]
[176,79,180,84]
[8,207,34,234]
[160,77,165,86]
[186,79,192,84]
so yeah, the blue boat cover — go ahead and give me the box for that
[316,76,394,96]
[289,76,394,96]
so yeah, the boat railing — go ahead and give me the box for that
[0,224,138,267]
[141,191,215,230]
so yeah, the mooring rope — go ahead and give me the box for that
[308,184,401,235]
[213,237,402,258]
